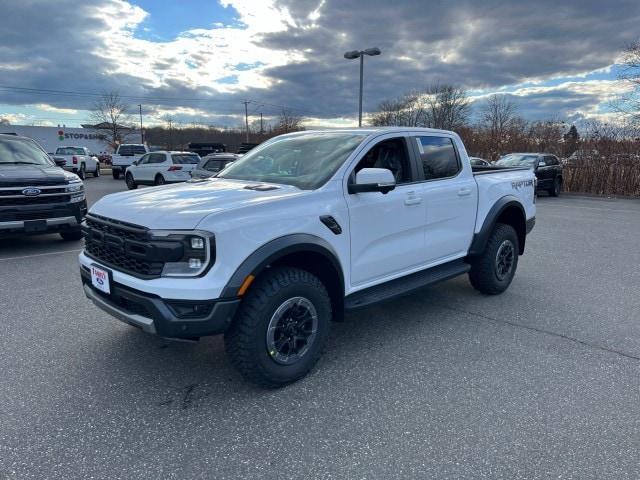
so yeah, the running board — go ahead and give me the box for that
[344,259,470,310]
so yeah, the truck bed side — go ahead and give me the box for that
[473,167,536,234]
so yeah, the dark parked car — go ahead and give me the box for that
[191,153,239,179]
[495,153,563,196]
[0,134,86,239]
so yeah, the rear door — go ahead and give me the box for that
[345,134,427,286]
[409,134,477,264]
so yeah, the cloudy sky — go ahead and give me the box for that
[0,0,638,128]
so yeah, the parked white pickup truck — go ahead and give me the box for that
[110,144,149,179]
[52,146,100,180]
[80,128,536,387]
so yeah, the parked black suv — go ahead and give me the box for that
[0,134,87,240]
[495,153,563,196]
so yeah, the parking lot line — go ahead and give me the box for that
[0,248,82,262]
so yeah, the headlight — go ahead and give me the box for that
[149,230,215,277]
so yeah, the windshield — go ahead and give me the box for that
[495,154,538,167]
[0,136,54,166]
[218,132,366,189]
[172,154,200,164]
[56,147,84,155]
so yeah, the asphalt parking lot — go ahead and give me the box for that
[1,177,640,479]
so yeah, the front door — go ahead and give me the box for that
[346,135,427,286]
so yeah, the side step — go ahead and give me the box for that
[344,259,470,310]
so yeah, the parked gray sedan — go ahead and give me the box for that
[190,153,239,179]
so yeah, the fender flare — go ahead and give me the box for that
[220,233,345,299]
[468,196,527,257]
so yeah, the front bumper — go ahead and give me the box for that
[0,200,86,237]
[80,266,240,339]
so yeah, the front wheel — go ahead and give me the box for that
[469,223,519,295]
[125,172,138,190]
[94,164,100,177]
[224,267,332,388]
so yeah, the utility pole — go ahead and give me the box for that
[260,112,264,135]
[243,100,250,142]
[138,104,144,143]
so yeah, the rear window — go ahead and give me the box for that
[56,147,84,155]
[118,145,147,155]
[416,136,460,180]
[172,154,200,164]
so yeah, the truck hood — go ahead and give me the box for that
[90,178,306,229]
[0,164,68,185]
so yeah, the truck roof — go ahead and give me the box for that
[280,127,460,137]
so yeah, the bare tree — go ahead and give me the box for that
[424,84,472,130]
[89,92,134,148]
[613,42,640,124]
[274,109,304,134]
[480,94,519,158]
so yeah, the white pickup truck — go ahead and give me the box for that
[79,128,536,387]
[110,144,149,179]
[52,146,100,180]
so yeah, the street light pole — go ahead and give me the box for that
[138,104,144,143]
[344,47,381,127]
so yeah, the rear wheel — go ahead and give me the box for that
[60,229,83,241]
[112,169,120,180]
[224,267,332,388]
[549,177,561,197]
[469,223,519,295]
[125,172,138,190]
[154,174,166,186]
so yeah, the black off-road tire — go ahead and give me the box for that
[77,163,86,180]
[224,267,332,388]
[60,229,83,241]
[125,172,138,190]
[154,174,166,186]
[549,177,561,197]
[112,170,120,180]
[469,223,519,295]
[94,164,101,177]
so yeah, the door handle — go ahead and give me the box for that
[457,188,472,197]
[404,192,422,206]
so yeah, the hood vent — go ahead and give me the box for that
[243,184,279,191]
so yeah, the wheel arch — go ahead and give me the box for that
[221,234,346,321]
[469,196,527,256]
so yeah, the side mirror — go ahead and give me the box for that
[348,168,396,194]
[54,158,66,167]
[537,161,546,168]
[132,160,139,166]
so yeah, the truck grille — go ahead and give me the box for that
[83,214,165,278]
[0,195,70,206]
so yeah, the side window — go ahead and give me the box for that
[150,153,166,164]
[138,154,150,164]
[545,155,558,166]
[352,137,414,184]
[416,136,460,180]
[206,160,221,172]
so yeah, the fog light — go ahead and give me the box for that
[191,237,204,249]
[189,258,202,269]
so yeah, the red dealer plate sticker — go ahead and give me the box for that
[91,265,111,294]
